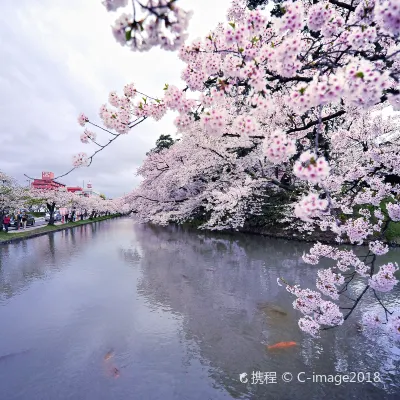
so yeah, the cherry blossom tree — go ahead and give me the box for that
[0,171,31,230]
[28,188,74,225]
[70,0,400,339]
[101,0,193,52]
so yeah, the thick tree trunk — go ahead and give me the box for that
[47,202,56,226]
[0,210,4,231]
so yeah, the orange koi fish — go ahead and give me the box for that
[267,341,297,350]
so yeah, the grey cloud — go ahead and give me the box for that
[0,0,232,198]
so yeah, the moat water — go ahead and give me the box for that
[0,218,399,399]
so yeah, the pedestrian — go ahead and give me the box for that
[17,212,22,230]
[22,213,27,229]
[3,215,10,233]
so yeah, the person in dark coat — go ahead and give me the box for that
[16,213,22,230]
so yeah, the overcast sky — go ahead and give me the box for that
[0,0,232,198]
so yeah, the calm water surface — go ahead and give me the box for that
[0,218,399,400]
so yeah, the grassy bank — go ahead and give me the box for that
[0,214,121,244]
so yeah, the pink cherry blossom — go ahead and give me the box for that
[77,113,89,127]
[293,151,330,183]
[369,262,399,292]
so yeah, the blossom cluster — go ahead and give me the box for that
[387,203,400,221]
[77,113,89,127]
[316,268,344,300]
[263,130,296,163]
[293,151,330,183]
[369,240,389,256]
[102,0,128,12]
[233,115,259,136]
[294,192,329,222]
[200,109,228,135]
[303,244,370,277]
[72,152,89,168]
[369,262,399,292]
[107,1,192,52]
[375,0,400,35]
[80,129,97,144]
[276,1,304,34]
[286,283,343,336]
[71,0,400,339]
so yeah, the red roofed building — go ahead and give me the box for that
[31,172,66,190]
[67,186,83,193]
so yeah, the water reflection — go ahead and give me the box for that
[0,223,104,301]
[132,224,400,399]
[0,218,398,400]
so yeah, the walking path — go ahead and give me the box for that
[9,218,62,234]
[1,215,120,244]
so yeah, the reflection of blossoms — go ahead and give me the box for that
[387,314,400,338]
[362,312,382,329]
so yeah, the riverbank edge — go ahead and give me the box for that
[0,214,122,245]
[179,222,400,248]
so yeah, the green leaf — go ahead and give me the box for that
[228,22,235,29]
[163,83,169,91]
[155,99,161,103]
[125,29,132,41]
[142,97,147,104]
[355,72,364,78]
[299,87,306,95]
[239,47,244,53]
